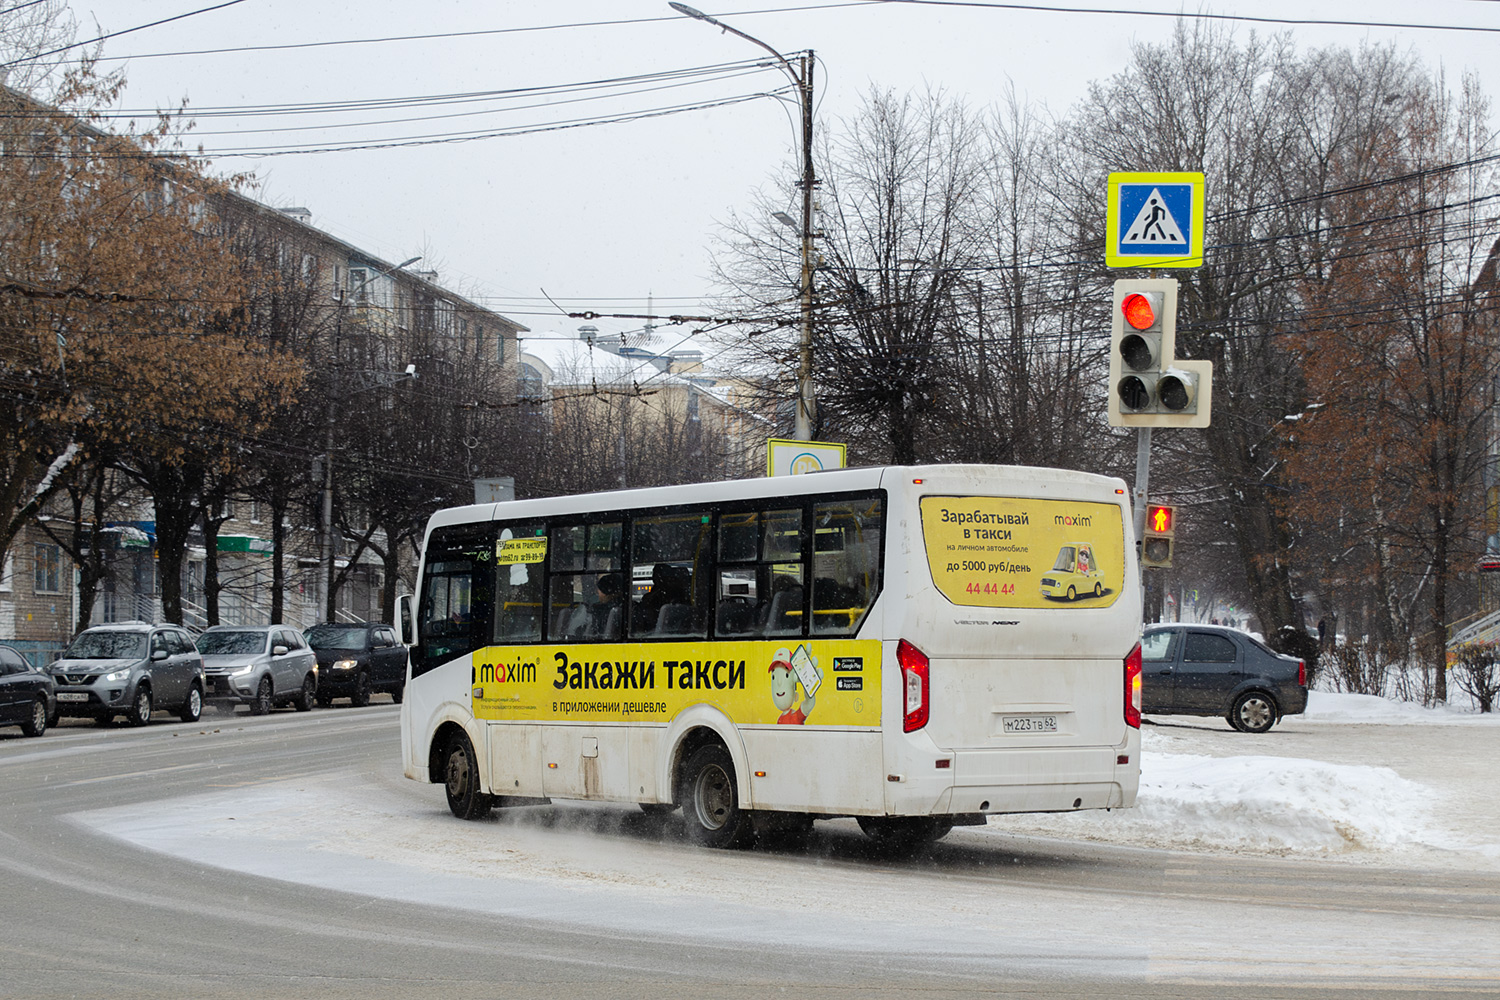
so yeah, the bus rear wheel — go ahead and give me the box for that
[679,744,753,849]
[444,732,492,820]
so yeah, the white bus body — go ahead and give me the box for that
[401,464,1143,848]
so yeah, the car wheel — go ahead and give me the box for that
[316,690,333,708]
[179,684,203,723]
[391,682,404,705]
[351,671,372,708]
[856,815,954,852]
[1067,585,1077,601]
[679,744,753,849]
[1229,691,1277,734]
[444,732,492,820]
[294,673,315,712]
[1093,582,1103,597]
[250,676,273,716]
[127,686,153,727]
[21,697,48,737]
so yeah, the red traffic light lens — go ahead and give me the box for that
[1148,504,1173,534]
[1122,293,1157,331]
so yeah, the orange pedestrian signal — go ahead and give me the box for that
[1142,503,1176,570]
[1148,504,1173,534]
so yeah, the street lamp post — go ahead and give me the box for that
[669,3,817,440]
[320,255,421,621]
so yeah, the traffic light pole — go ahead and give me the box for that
[1132,427,1152,558]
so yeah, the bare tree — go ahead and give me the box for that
[0,0,78,96]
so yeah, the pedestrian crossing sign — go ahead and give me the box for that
[1106,171,1205,269]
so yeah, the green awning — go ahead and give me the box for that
[218,535,272,557]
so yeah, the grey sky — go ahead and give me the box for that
[64,1,1500,345]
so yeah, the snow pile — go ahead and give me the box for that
[987,734,1438,856]
[1303,690,1500,725]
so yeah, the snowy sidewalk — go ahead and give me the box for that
[985,691,1500,868]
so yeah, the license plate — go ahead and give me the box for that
[57,692,89,702]
[1003,715,1057,734]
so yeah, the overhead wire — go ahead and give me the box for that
[42,3,881,66]
[873,0,1500,34]
[0,0,251,71]
[31,59,780,121]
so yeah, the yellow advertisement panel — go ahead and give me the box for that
[920,496,1126,609]
[471,638,882,727]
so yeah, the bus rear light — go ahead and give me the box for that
[1124,642,1142,729]
[897,639,930,732]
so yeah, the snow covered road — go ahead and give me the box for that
[39,691,1500,994]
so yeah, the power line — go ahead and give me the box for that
[41,59,775,120]
[874,0,1500,34]
[62,3,881,65]
[0,88,795,159]
[0,0,251,71]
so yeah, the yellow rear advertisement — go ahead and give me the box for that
[920,496,1126,609]
[471,638,883,727]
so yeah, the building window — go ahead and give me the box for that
[496,332,506,364]
[348,267,369,302]
[34,544,61,594]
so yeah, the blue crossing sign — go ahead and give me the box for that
[1106,172,1205,269]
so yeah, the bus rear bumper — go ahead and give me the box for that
[886,745,1140,816]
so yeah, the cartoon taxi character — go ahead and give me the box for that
[1039,542,1105,601]
[769,647,814,724]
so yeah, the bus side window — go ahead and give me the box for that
[811,498,883,636]
[549,521,622,642]
[713,508,805,638]
[633,512,709,639]
[492,522,545,643]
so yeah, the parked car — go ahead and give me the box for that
[0,644,56,737]
[304,622,406,707]
[49,622,204,726]
[1140,623,1307,733]
[197,625,318,715]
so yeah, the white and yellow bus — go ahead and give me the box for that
[400,464,1143,849]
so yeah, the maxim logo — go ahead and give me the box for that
[473,661,536,684]
[1053,514,1093,528]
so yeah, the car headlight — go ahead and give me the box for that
[229,665,254,677]
[102,670,130,683]
[332,659,358,671]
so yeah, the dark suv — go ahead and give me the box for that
[49,622,205,726]
[304,622,406,707]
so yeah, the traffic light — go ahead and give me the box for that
[1106,278,1214,429]
[1141,502,1176,569]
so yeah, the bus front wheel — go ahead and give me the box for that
[444,733,493,820]
[679,745,753,849]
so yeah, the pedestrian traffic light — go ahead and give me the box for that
[1106,278,1214,428]
[1141,502,1176,569]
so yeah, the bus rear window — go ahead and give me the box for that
[919,496,1126,609]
